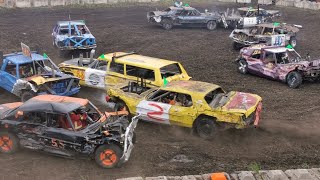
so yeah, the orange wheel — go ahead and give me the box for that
[95,144,122,168]
[0,132,19,154]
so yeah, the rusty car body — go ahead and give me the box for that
[106,80,262,139]
[236,45,320,88]
[0,95,138,168]
[229,23,300,50]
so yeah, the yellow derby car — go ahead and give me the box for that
[58,52,191,89]
[106,80,262,138]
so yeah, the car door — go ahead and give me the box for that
[0,61,18,92]
[261,52,277,79]
[176,10,189,24]
[42,113,84,156]
[246,49,264,73]
[84,60,106,89]
[14,111,48,150]
[183,10,203,24]
[105,61,127,88]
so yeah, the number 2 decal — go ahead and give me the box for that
[147,103,165,122]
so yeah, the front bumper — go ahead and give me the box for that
[119,115,139,164]
[59,44,97,50]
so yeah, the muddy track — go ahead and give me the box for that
[0,2,320,180]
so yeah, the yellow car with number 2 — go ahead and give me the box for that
[106,80,262,138]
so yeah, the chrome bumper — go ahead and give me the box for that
[120,115,139,163]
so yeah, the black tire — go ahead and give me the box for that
[21,91,35,102]
[286,71,302,88]
[206,21,217,31]
[238,59,248,74]
[95,144,123,169]
[0,132,19,154]
[195,117,217,139]
[233,42,243,51]
[161,19,173,30]
[289,36,297,48]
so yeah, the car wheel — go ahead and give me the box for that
[289,37,297,48]
[195,117,217,139]
[238,59,248,74]
[206,21,217,31]
[0,132,19,154]
[161,19,173,30]
[286,71,302,88]
[95,144,123,169]
[233,42,243,51]
[21,91,35,102]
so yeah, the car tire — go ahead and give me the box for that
[286,71,302,88]
[161,19,173,30]
[0,132,19,154]
[95,144,123,169]
[238,59,248,74]
[195,117,217,139]
[206,21,217,31]
[289,36,297,48]
[233,42,243,51]
[21,91,35,102]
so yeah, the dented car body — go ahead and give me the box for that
[230,23,300,50]
[59,52,191,89]
[0,95,138,168]
[236,45,320,88]
[147,6,222,30]
[52,20,96,50]
[0,52,80,101]
[107,80,262,138]
[222,7,281,29]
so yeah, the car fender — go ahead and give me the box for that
[12,79,37,96]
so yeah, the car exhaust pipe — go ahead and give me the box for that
[79,53,83,66]
[90,49,95,63]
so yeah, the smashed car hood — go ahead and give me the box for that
[220,91,262,116]
[24,74,73,85]
[265,10,280,15]
[150,11,169,17]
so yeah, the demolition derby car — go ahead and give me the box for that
[0,95,138,168]
[222,7,281,29]
[230,23,300,50]
[106,80,262,138]
[236,45,320,88]
[52,20,96,50]
[147,6,222,30]
[0,49,80,102]
[59,52,191,89]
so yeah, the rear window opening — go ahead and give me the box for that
[160,63,182,79]
[121,80,151,95]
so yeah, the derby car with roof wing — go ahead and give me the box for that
[58,52,191,89]
[106,80,262,139]
[0,51,80,102]
[236,45,320,88]
[147,6,222,30]
[52,20,96,50]
[0,95,138,168]
[230,23,300,50]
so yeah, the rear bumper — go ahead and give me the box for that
[119,116,139,164]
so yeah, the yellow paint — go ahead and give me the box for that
[107,80,262,129]
[59,52,191,88]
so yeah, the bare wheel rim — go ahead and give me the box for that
[239,61,247,73]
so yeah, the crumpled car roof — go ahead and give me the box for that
[17,95,89,114]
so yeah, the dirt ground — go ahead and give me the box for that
[1,2,320,180]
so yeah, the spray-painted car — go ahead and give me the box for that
[222,7,281,29]
[236,45,320,88]
[0,95,138,168]
[230,23,300,50]
[58,52,191,89]
[0,51,80,102]
[106,80,262,139]
[52,20,96,50]
[147,6,222,30]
